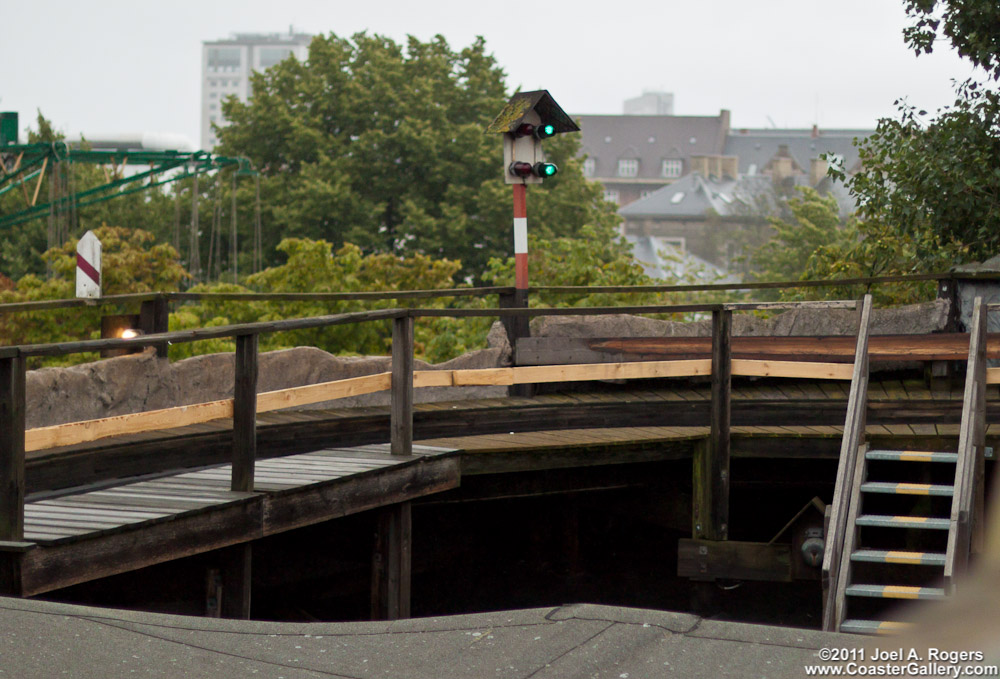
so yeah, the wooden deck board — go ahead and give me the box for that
[18,443,457,557]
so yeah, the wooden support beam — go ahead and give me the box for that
[703,310,732,541]
[0,552,24,597]
[500,289,533,398]
[0,355,26,542]
[205,567,222,617]
[391,316,414,456]
[678,539,792,582]
[232,334,258,492]
[498,289,530,354]
[220,543,252,620]
[371,501,412,620]
[139,297,170,358]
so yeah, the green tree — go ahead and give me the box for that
[217,32,617,282]
[747,187,850,285]
[840,1,1000,265]
[167,237,464,361]
[747,187,945,304]
[903,0,1000,77]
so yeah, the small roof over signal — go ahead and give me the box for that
[485,90,580,135]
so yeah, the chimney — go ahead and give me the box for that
[771,156,794,183]
[810,157,828,186]
[721,156,739,179]
[689,155,710,176]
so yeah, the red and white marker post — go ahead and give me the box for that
[76,230,102,299]
[513,184,528,293]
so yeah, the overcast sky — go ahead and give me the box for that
[1,0,979,149]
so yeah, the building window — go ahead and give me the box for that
[662,159,683,178]
[259,47,294,69]
[618,159,639,177]
[209,103,217,111]
[603,189,620,204]
[639,190,653,200]
[662,236,686,253]
[208,47,241,70]
[582,158,596,177]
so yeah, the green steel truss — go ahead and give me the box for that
[0,142,256,230]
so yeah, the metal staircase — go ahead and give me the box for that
[822,296,990,635]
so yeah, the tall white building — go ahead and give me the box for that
[623,91,674,116]
[201,31,312,150]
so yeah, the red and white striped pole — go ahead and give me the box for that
[513,183,528,291]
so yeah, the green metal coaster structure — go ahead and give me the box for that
[0,112,261,281]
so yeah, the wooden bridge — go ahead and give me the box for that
[0,290,997,626]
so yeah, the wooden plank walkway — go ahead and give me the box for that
[12,444,459,597]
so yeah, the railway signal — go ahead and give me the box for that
[486,90,580,294]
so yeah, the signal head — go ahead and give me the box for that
[533,162,558,178]
[535,123,556,140]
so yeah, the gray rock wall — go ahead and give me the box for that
[26,337,512,429]
[529,299,951,338]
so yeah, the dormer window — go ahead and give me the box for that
[618,159,639,177]
[582,158,596,177]
[662,159,683,178]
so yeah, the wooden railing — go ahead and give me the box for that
[821,294,873,632]
[0,299,862,545]
[944,297,991,586]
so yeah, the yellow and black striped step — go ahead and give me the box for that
[840,619,913,635]
[856,514,950,530]
[865,450,957,463]
[851,549,946,566]
[846,584,946,600]
[860,481,954,497]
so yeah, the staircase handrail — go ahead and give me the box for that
[945,296,988,587]
[822,294,873,631]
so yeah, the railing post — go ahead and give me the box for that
[391,314,413,456]
[696,308,732,541]
[499,289,532,398]
[231,333,258,492]
[0,354,25,544]
[139,295,170,358]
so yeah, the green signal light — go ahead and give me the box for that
[533,162,558,178]
[536,123,556,140]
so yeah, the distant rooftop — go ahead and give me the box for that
[206,30,313,46]
[724,126,871,176]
